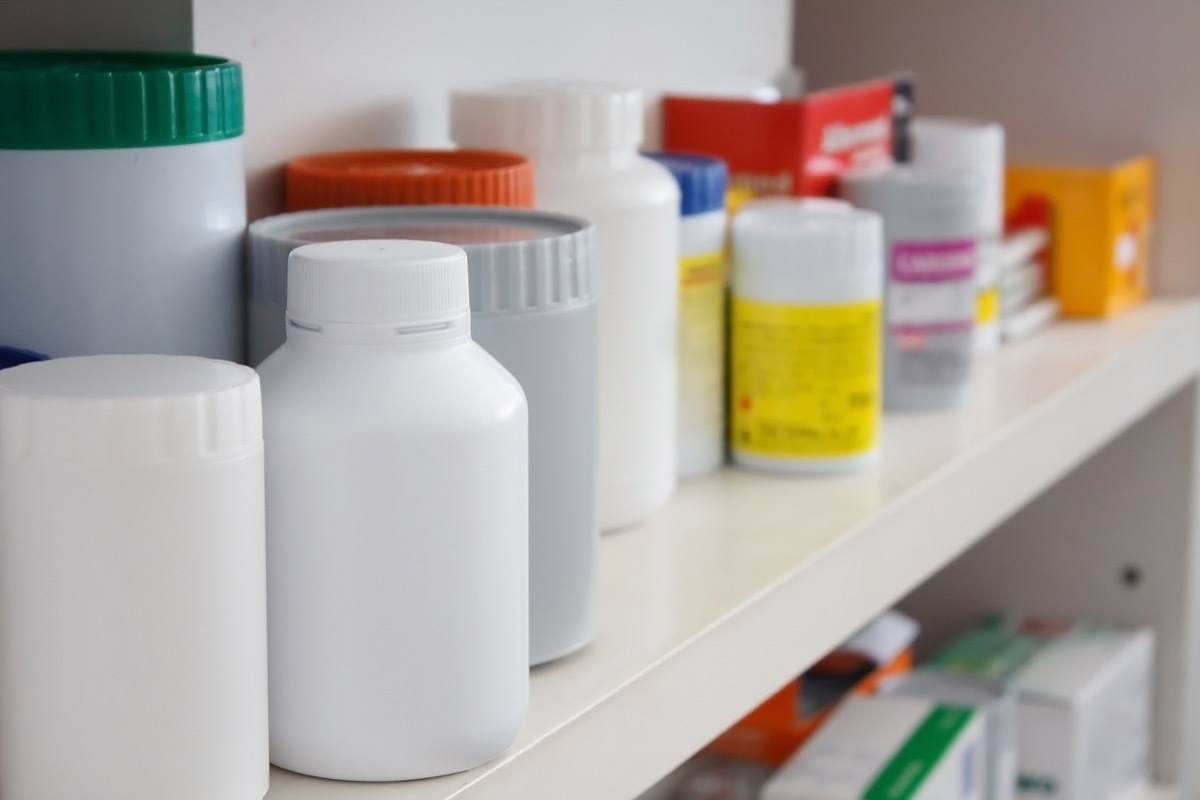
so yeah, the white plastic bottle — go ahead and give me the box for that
[0,355,268,800]
[910,118,1006,354]
[731,201,884,474]
[451,82,680,531]
[644,152,729,479]
[258,240,529,781]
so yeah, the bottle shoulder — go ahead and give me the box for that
[535,156,680,214]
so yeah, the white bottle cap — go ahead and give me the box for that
[450,81,643,154]
[910,117,1005,237]
[0,355,261,466]
[734,200,884,305]
[286,239,470,326]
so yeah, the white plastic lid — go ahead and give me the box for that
[733,200,884,304]
[0,355,261,466]
[286,239,470,326]
[451,81,643,154]
[910,117,1005,236]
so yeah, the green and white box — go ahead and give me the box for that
[761,694,985,800]
[931,615,1154,800]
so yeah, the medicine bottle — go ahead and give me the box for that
[731,201,884,473]
[258,240,528,781]
[645,152,729,479]
[249,206,594,666]
[0,355,268,800]
[451,81,680,530]
[910,118,1006,353]
[840,167,983,411]
[0,51,245,361]
[284,148,534,211]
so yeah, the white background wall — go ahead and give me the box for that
[794,0,1200,295]
[193,0,793,217]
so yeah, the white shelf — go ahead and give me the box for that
[267,299,1200,800]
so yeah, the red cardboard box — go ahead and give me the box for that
[662,79,894,198]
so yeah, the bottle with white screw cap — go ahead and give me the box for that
[451,81,680,531]
[0,354,268,800]
[257,240,528,781]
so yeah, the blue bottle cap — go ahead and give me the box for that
[0,346,48,371]
[644,151,728,216]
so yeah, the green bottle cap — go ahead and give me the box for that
[0,50,243,150]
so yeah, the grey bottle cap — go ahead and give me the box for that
[248,206,596,316]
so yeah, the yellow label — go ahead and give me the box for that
[731,297,881,458]
[977,284,1000,323]
[679,251,727,443]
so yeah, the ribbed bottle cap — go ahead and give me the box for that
[285,149,534,211]
[734,201,884,303]
[910,117,1005,235]
[250,207,595,317]
[287,239,470,326]
[643,152,728,216]
[0,355,261,465]
[450,81,643,154]
[0,50,243,149]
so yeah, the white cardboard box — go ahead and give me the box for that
[931,616,1154,800]
[760,694,986,800]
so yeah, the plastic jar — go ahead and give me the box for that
[645,152,729,479]
[910,118,1006,354]
[731,200,884,473]
[284,148,534,210]
[840,167,983,411]
[258,240,528,781]
[0,355,268,800]
[0,51,246,361]
[249,206,595,666]
[451,81,680,531]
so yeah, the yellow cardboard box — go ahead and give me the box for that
[1005,156,1153,318]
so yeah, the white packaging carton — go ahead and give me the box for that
[931,616,1154,800]
[886,669,1017,800]
[761,694,986,800]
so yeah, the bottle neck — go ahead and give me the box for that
[284,312,471,348]
[534,145,639,170]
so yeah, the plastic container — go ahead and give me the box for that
[730,200,884,474]
[0,51,246,361]
[841,167,982,411]
[258,240,528,781]
[285,148,534,210]
[645,152,729,478]
[0,355,267,800]
[910,118,1006,353]
[451,81,680,531]
[248,207,595,666]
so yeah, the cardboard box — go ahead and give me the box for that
[931,615,1154,800]
[661,79,894,199]
[706,612,918,765]
[761,694,986,800]
[886,669,1017,800]
[1004,156,1154,317]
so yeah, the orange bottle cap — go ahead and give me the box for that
[285,149,534,211]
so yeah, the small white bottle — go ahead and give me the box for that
[451,81,680,531]
[644,152,729,479]
[731,201,884,474]
[258,240,529,781]
[910,118,1006,354]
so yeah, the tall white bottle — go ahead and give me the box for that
[452,82,681,531]
[258,240,529,781]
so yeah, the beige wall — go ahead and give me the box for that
[795,0,1200,295]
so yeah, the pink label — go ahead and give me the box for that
[891,239,976,283]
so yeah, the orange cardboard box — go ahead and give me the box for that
[1004,156,1153,318]
[704,647,913,766]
